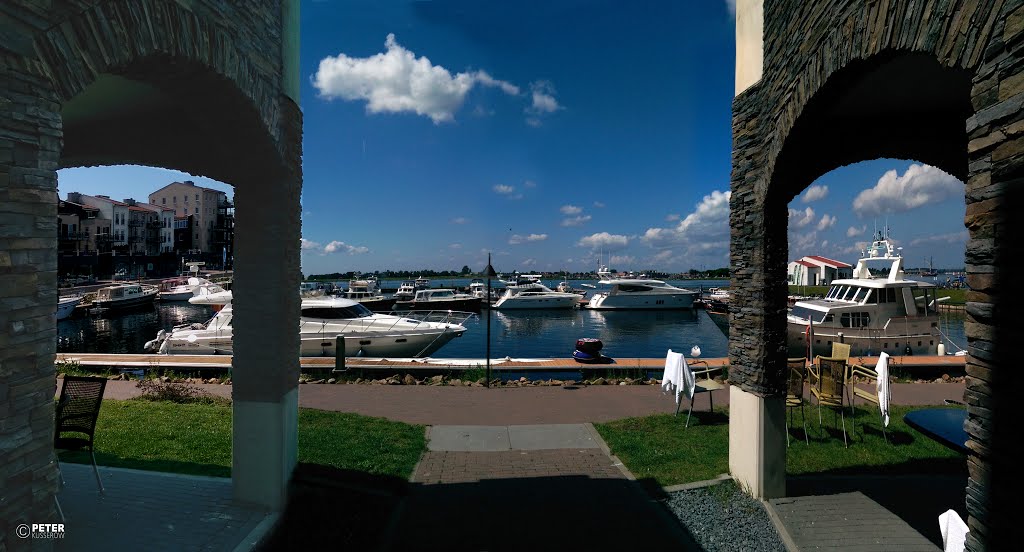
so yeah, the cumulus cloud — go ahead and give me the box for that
[846,225,867,237]
[524,180,537,188]
[324,240,370,255]
[561,215,592,227]
[651,250,674,262]
[449,243,462,249]
[853,164,963,217]
[593,201,605,208]
[816,214,837,231]
[641,191,731,255]
[300,238,321,250]
[560,205,582,215]
[312,33,520,124]
[451,217,469,224]
[665,213,680,222]
[609,255,635,265]
[521,258,537,266]
[788,206,816,228]
[578,232,630,251]
[909,231,968,246]
[493,184,516,195]
[509,233,548,244]
[802,185,829,203]
[524,81,562,126]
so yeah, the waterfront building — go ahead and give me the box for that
[132,200,176,254]
[68,192,129,251]
[787,255,852,286]
[57,199,107,254]
[149,180,234,256]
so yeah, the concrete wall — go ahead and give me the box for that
[730,1,1020,548]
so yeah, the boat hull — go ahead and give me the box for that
[92,291,157,310]
[158,290,195,301]
[156,327,465,357]
[786,316,941,358]
[587,292,695,310]
[493,295,579,310]
[56,297,81,320]
[393,298,482,313]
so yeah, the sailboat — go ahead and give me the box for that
[921,256,938,278]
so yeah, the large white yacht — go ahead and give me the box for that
[492,275,580,310]
[586,267,697,310]
[787,231,943,357]
[145,296,471,357]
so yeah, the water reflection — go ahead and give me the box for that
[57,302,214,355]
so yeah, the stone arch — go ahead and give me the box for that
[1,1,301,540]
[729,2,1020,549]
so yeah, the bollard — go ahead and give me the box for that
[335,335,346,372]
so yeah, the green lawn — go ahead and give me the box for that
[60,400,426,480]
[594,404,965,487]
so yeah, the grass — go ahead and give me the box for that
[594,404,964,487]
[60,400,426,480]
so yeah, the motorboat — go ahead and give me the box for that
[157,276,212,301]
[467,279,501,302]
[393,280,418,301]
[787,230,944,357]
[492,276,580,310]
[393,288,482,313]
[343,278,396,312]
[145,296,472,357]
[586,266,697,310]
[91,283,158,310]
[57,295,82,320]
[188,282,233,310]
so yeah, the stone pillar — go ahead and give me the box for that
[0,55,62,548]
[726,158,790,499]
[230,174,301,510]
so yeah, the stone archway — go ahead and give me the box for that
[1,0,301,540]
[730,2,1020,550]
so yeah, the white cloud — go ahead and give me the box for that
[802,185,829,203]
[788,206,816,228]
[493,184,516,195]
[524,81,562,126]
[524,180,537,188]
[509,233,548,244]
[560,205,582,215]
[641,191,731,254]
[789,231,818,254]
[651,250,674,262]
[846,225,867,237]
[449,243,462,249]
[324,240,370,255]
[521,258,537,266]
[853,164,963,217]
[451,217,469,224]
[312,33,520,124]
[821,240,829,248]
[561,215,591,227]
[578,232,629,251]
[593,201,605,208]
[816,214,836,231]
[609,255,635,265]
[665,213,680,222]
[300,238,321,250]
[909,231,968,246]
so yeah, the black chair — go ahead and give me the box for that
[55,376,107,494]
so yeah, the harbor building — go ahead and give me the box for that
[149,180,235,257]
[787,255,852,286]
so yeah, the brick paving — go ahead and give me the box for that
[412,449,625,485]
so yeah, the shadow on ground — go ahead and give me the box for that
[258,464,700,551]
[787,473,968,548]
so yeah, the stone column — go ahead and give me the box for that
[230,174,301,510]
[0,54,62,548]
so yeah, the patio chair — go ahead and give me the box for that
[786,357,810,446]
[831,342,851,364]
[55,376,107,494]
[847,361,890,443]
[663,349,724,428]
[808,356,849,447]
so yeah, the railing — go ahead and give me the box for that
[59,231,90,240]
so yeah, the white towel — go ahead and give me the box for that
[875,352,891,427]
[662,349,683,404]
[938,509,968,552]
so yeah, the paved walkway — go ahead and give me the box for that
[54,463,270,552]
[97,379,966,425]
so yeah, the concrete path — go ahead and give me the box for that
[96,379,966,425]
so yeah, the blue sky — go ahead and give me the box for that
[56,0,968,274]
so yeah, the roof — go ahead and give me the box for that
[84,194,128,206]
[792,260,817,268]
[804,255,852,268]
[128,206,151,212]
[149,181,227,197]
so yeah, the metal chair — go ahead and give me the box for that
[55,376,107,494]
[847,363,890,443]
[809,356,849,447]
[785,357,810,446]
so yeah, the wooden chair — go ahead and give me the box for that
[809,356,849,447]
[848,364,890,443]
[786,357,810,446]
[55,376,107,494]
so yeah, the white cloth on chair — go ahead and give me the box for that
[662,349,695,405]
[875,352,891,426]
[938,509,968,552]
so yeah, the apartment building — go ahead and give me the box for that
[130,200,176,254]
[148,181,233,255]
[67,192,128,249]
[57,199,107,254]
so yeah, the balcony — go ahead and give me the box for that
[59,231,90,241]
[128,220,144,227]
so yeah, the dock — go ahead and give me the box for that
[56,353,965,373]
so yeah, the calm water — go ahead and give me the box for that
[57,277,968,359]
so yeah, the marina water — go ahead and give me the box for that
[57,278,967,360]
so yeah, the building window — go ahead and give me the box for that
[173,196,177,204]
[184,208,188,214]
[196,194,199,201]
[162,197,166,205]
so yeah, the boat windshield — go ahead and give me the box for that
[301,303,374,319]
[791,306,827,323]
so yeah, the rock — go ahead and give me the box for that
[299,379,307,384]
[476,378,487,385]
[619,381,627,386]
[354,378,363,384]
[519,376,527,382]
[387,377,401,385]
[160,376,170,383]
[942,373,952,382]
[449,378,463,387]
[471,382,483,387]
[562,380,576,386]
[429,375,444,385]
[593,377,606,385]
[403,374,416,386]
[550,380,563,386]
[327,378,337,384]
[311,379,325,384]
[106,374,119,380]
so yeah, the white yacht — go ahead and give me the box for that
[586,267,697,310]
[92,283,159,310]
[394,288,482,312]
[492,275,580,310]
[157,276,212,301]
[393,280,418,301]
[57,295,82,320]
[787,231,943,357]
[145,296,471,357]
[343,278,396,312]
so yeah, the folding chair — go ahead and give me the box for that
[55,376,107,494]
[786,357,811,445]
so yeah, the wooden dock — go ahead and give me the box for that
[55,353,965,372]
